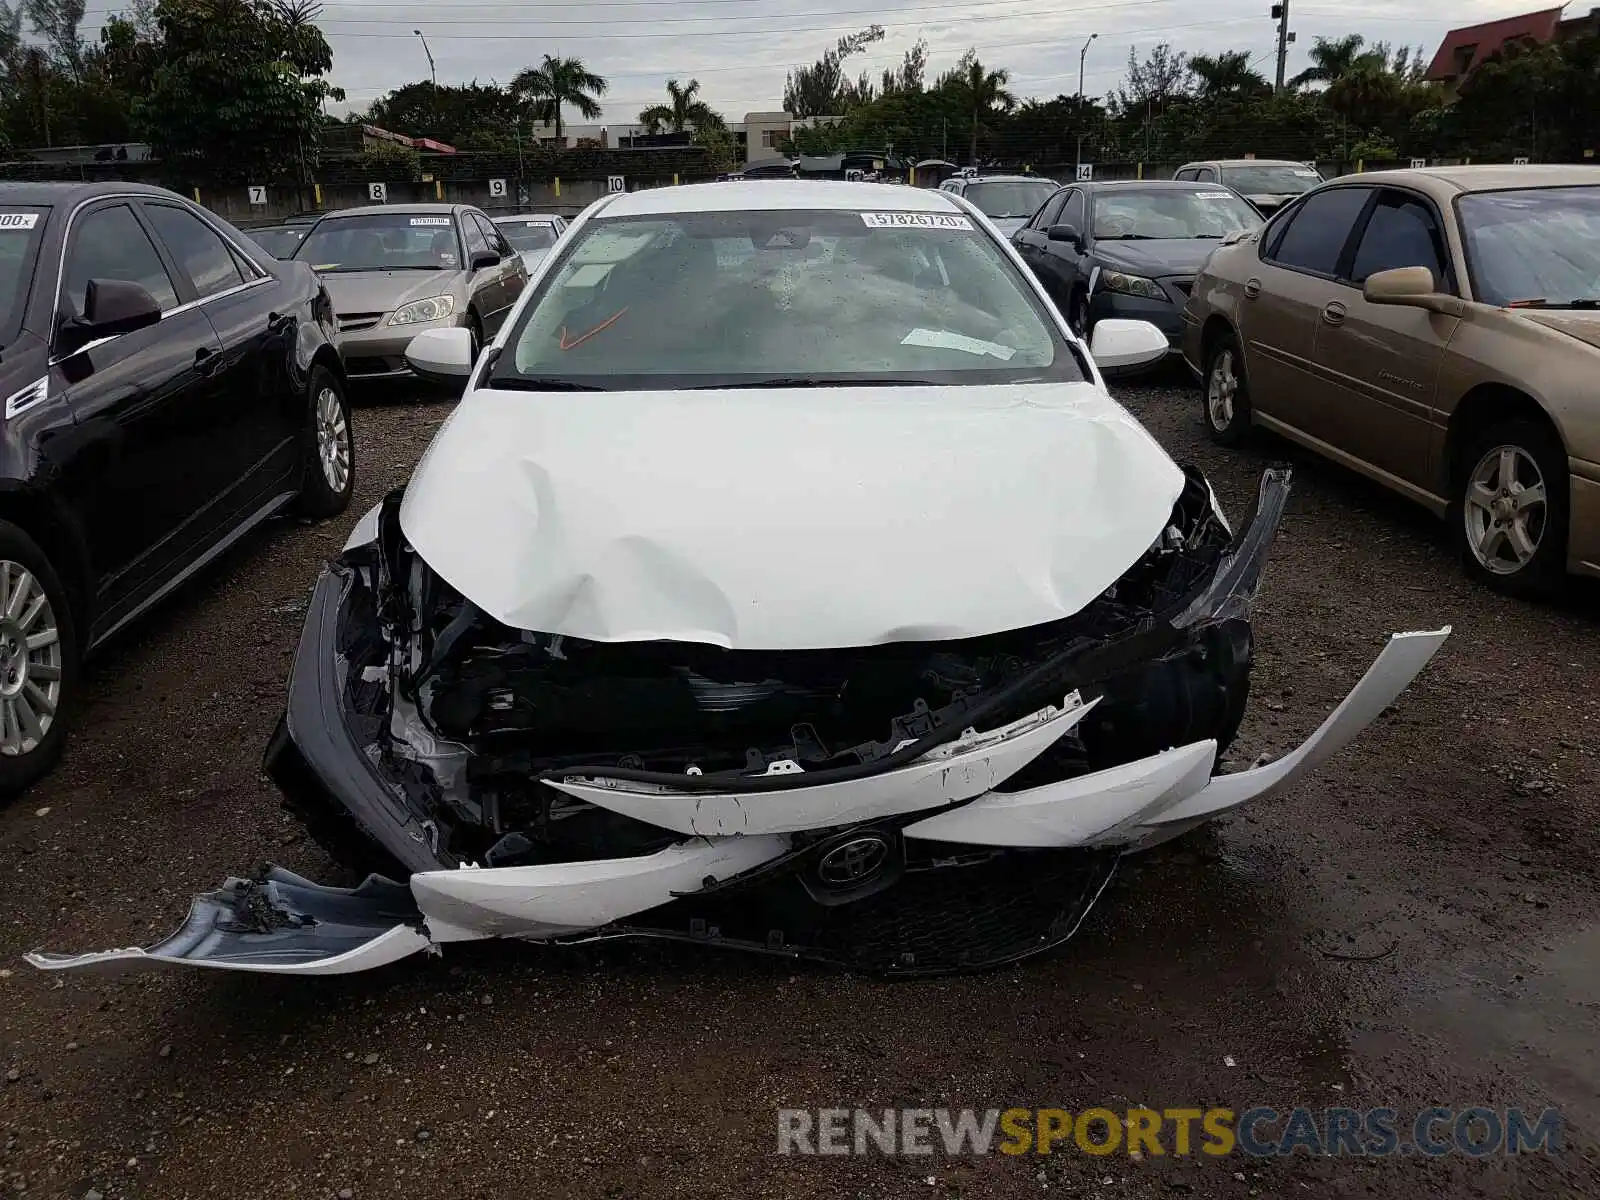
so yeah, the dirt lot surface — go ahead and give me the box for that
[0,376,1596,1199]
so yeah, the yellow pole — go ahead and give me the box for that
[313,182,322,208]
[1356,158,1364,173]
[909,166,916,186]
[435,179,443,200]
[554,177,561,197]
[1137,162,1144,179]
[192,187,201,204]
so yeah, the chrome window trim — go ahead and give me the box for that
[47,192,275,365]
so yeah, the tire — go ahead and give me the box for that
[1452,419,1569,599]
[296,364,354,519]
[0,522,79,797]
[1202,331,1252,446]
[1069,291,1092,338]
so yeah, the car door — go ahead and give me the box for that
[1307,187,1460,491]
[1236,185,1373,433]
[458,212,505,330]
[470,211,525,329]
[140,199,297,517]
[1013,190,1069,299]
[50,198,225,620]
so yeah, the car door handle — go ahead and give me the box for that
[1321,301,1347,326]
[1244,277,1262,299]
[194,346,222,376]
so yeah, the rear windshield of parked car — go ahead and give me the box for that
[497,221,559,252]
[962,181,1060,220]
[491,207,1083,390]
[1220,165,1322,195]
[294,213,463,272]
[1092,190,1262,239]
[0,208,47,349]
[1458,185,1600,308]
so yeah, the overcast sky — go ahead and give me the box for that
[76,0,1562,124]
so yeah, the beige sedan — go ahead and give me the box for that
[1181,164,1600,596]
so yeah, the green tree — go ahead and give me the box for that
[511,54,606,143]
[783,24,883,117]
[637,78,720,134]
[136,0,341,182]
[946,50,1015,163]
[1189,52,1269,99]
[1290,34,1379,89]
[365,80,521,147]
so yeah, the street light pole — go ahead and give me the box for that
[1077,33,1097,174]
[413,29,437,138]
[413,29,437,89]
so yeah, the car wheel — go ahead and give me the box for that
[1070,291,1091,337]
[0,523,79,797]
[296,365,354,519]
[1203,332,1252,445]
[1453,420,1568,598]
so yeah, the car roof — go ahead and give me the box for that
[315,202,463,220]
[1339,163,1600,197]
[955,175,1048,184]
[1088,179,1228,191]
[0,180,196,206]
[1182,159,1310,169]
[598,179,966,217]
[491,212,563,222]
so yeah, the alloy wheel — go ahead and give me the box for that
[1207,349,1237,429]
[316,385,351,495]
[0,561,61,757]
[1463,444,1546,576]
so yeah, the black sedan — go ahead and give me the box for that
[1012,180,1263,353]
[0,182,355,791]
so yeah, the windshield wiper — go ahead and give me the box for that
[1507,298,1600,309]
[690,376,942,389]
[490,376,609,391]
[1095,234,1161,241]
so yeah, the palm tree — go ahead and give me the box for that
[1189,52,1269,99]
[512,54,607,143]
[637,78,721,134]
[1289,34,1381,89]
[955,54,1015,163]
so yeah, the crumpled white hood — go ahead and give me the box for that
[399,382,1183,651]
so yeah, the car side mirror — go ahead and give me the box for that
[1363,266,1467,317]
[405,327,476,385]
[470,249,501,270]
[58,278,162,356]
[1047,223,1083,249]
[1088,318,1169,371]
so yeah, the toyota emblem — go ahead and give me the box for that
[817,835,890,885]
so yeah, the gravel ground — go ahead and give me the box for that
[0,376,1596,1199]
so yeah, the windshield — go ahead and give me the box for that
[1092,190,1262,239]
[963,181,1059,220]
[293,212,462,272]
[490,207,1081,390]
[1220,164,1322,195]
[249,227,305,259]
[0,209,47,349]
[496,220,559,252]
[1458,186,1600,308]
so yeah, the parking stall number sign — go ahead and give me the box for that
[488,178,508,198]
[608,175,626,193]
[1513,156,1530,165]
[1410,158,1426,169]
[1075,163,1093,182]
[247,185,267,205]
[368,182,388,203]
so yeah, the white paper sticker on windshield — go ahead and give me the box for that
[409,217,452,227]
[1196,191,1233,199]
[1292,169,1319,177]
[0,213,40,231]
[901,328,1016,359]
[861,212,973,230]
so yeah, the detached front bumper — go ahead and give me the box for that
[29,470,1450,978]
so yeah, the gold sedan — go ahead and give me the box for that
[1181,164,1600,597]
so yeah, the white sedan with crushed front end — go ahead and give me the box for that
[30,182,1447,979]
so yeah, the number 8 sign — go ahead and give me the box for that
[368,182,388,203]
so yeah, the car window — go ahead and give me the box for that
[462,215,490,261]
[1032,191,1068,230]
[497,220,558,253]
[469,213,506,256]
[1221,164,1322,195]
[143,203,244,298]
[1174,169,1196,182]
[1195,168,1218,183]
[493,207,1082,389]
[1092,189,1261,239]
[961,181,1060,221]
[1265,187,1371,276]
[0,207,49,349]
[1060,190,1086,231]
[64,203,179,317]
[1349,191,1449,288]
